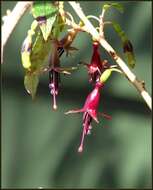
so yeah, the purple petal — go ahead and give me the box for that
[36,16,46,25]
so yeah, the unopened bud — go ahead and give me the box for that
[100,69,112,83]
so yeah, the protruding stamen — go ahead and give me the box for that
[53,93,57,110]
[49,70,59,110]
[78,127,86,153]
[78,145,83,153]
[87,125,92,135]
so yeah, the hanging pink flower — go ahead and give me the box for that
[65,81,111,153]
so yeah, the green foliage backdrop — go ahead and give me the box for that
[2,1,152,188]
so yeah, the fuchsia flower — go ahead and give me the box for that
[48,39,78,110]
[65,81,111,153]
[84,41,110,83]
[49,69,60,110]
[48,53,74,110]
[48,40,61,110]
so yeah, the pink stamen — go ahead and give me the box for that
[87,125,92,135]
[52,93,57,110]
[65,109,84,115]
[78,145,83,153]
[78,126,86,153]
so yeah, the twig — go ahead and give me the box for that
[58,2,85,32]
[1,1,33,64]
[99,6,106,38]
[68,1,152,110]
[65,17,85,31]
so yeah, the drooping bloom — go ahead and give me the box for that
[48,39,78,110]
[65,81,111,152]
[48,40,61,110]
[49,69,60,110]
[85,41,110,83]
[48,30,79,110]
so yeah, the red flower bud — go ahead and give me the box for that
[85,41,110,83]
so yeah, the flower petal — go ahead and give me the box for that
[54,66,78,75]
[65,109,84,115]
[88,110,99,123]
[98,112,112,120]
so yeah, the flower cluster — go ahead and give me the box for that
[20,2,136,154]
[39,35,120,152]
[65,41,113,153]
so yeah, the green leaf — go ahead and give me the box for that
[21,20,38,70]
[112,21,126,41]
[124,50,136,69]
[30,31,52,73]
[24,73,39,99]
[103,3,124,13]
[52,13,66,39]
[32,1,58,41]
[112,21,136,68]
[21,50,31,69]
[22,28,53,99]
[21,36,33,69]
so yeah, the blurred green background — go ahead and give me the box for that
[2,1,152,188]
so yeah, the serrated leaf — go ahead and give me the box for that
[24,73,39,99]
[103,3,124,13]
[112,21,136,68]
[32,1,58,41]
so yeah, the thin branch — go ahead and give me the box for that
[99,6,106,38]
[68,1,152,110]
[86,15,100,22]
[1,1,33,64]
[58,2,85,32]
[65,17,86,31]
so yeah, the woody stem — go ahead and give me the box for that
[1,2,33,64]
[68,1,152,110]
